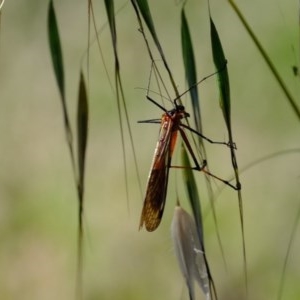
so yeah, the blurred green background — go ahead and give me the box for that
[0,0,299,299]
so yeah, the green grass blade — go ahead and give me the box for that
[105,0,143,205]
[104,0,119,69]
[104,0,115,34]
[104,0,116,46]
[181,144,203,239]
[104,0,130,205]
[209,17,231,132]
[181,6,202,134]
[181,7,229,276]
[47,0,75,175]
[48,2,84,298]
[75,71,88,300]
[277,205,300,300]
[181,144,218,299]
[228,0,300,120]
[77,71,89,192]
[48,0,75,159]
[135,0,160,52]
[210,14,246,295]
[48,0,65,102]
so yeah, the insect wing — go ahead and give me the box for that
[139,114,175,231]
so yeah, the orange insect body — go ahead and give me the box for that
[139,106,188,232]
[139,97,237,232]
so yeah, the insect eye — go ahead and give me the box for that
[168,108,176,116]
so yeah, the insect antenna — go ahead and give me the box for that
[173,61,227,104]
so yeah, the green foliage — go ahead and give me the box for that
[48,0,65,101]
[0,1,299,300]
[181,6,202,134]
[210,17,231,131]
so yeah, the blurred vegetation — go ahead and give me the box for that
[0,0,299,300]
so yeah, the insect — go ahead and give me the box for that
[139,96,237,232]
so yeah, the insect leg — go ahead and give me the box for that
[179,123,236,149]
[175,127,240,190]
